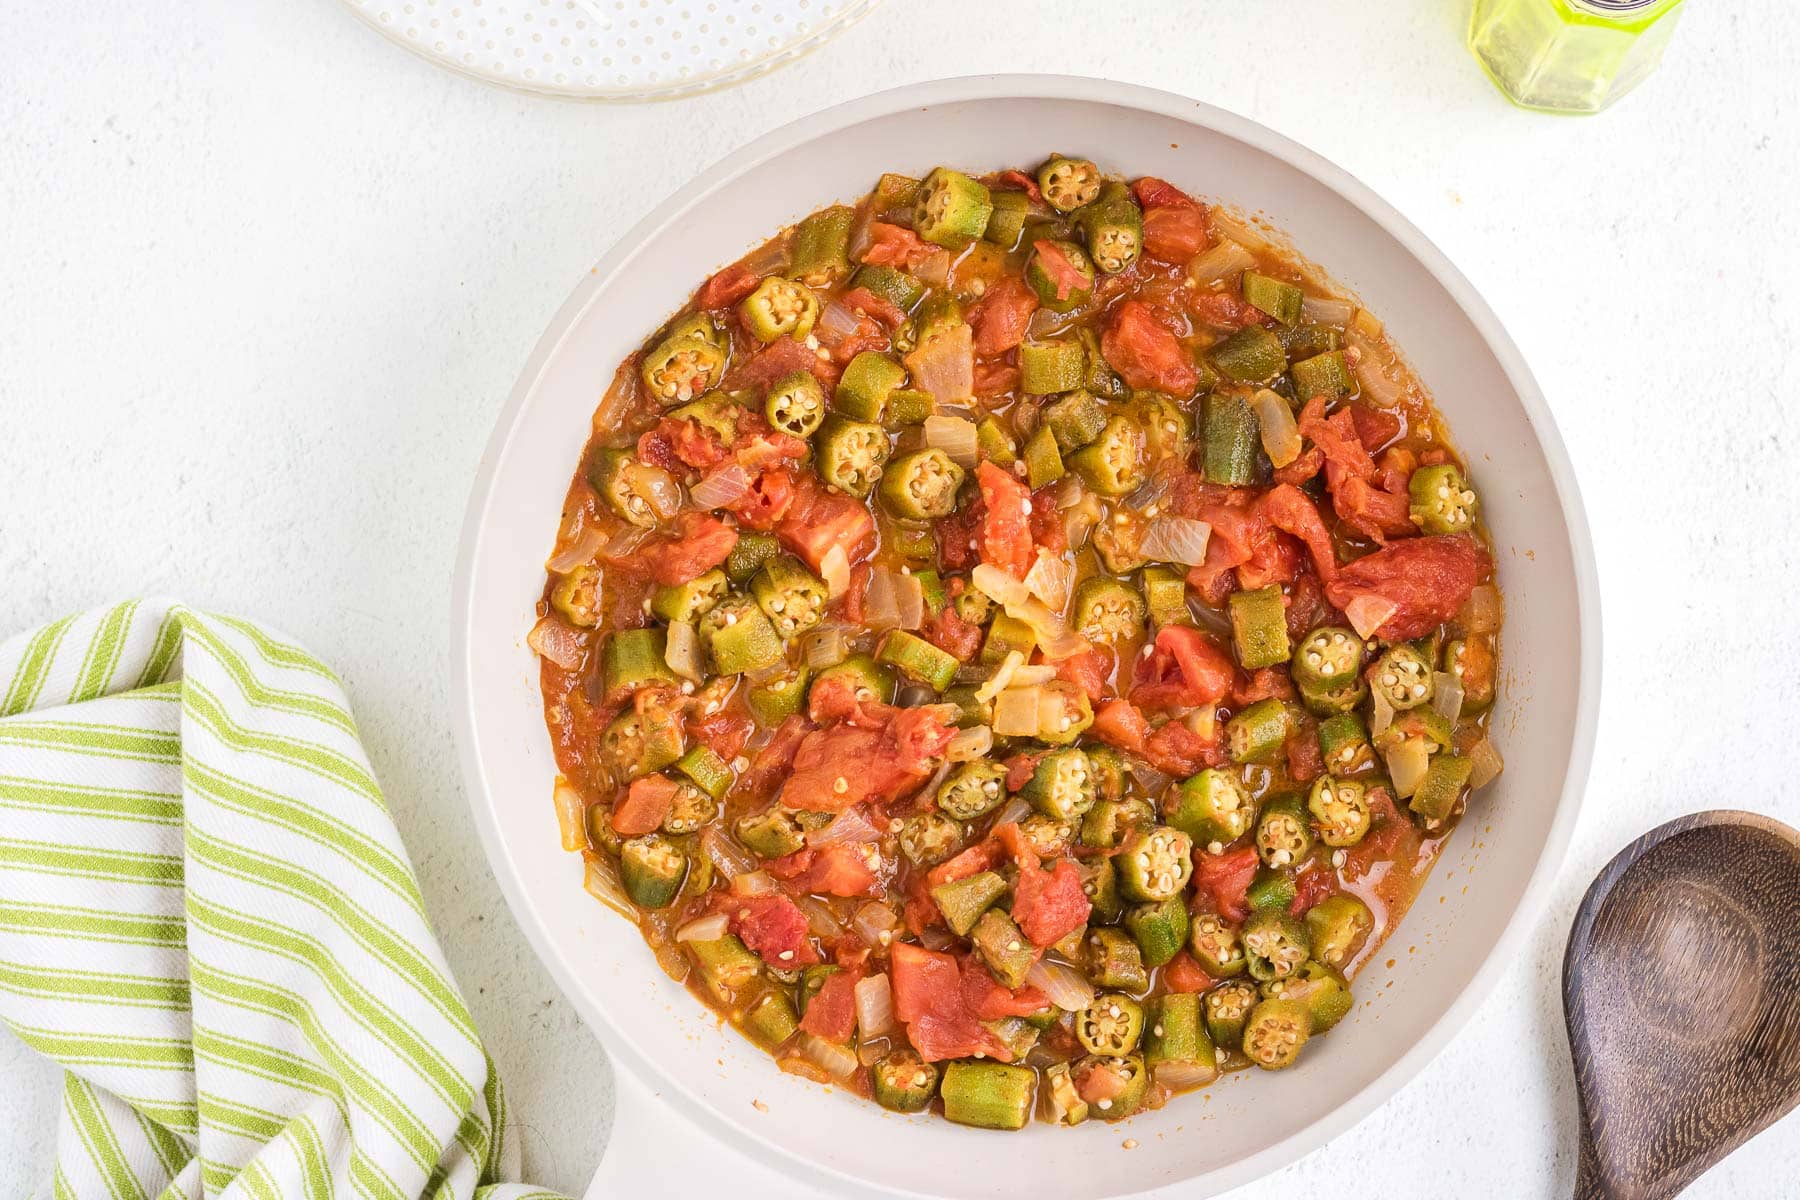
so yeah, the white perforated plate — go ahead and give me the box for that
[342,0,882,101]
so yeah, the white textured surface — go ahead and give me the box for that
[1,1,1796,1196]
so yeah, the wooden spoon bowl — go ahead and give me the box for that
[1564,811,1800,1199]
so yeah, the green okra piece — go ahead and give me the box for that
[1291,626,1365,693]
[1372,643,1436,711]
[940,1061,1035,1131]
[589,448,678,528]
[937,759,1008,821]
[931,870,1008,937]
[619,834,688,909]
[1073,1054,1149,1120]
[1229,585,1290,670]
[1316,712,1374,774]
[1025,239,1096,313]
[1075,993,1145,1056]
[745,662,809,728]
[1142,565,1191,628]
[879,448,966,520]
[733,989,799,1050]
[1290,349,1354,401]
[674,744,733,800]
[1244,867,1297,914]
[1301,676,1368,718]
[814,415,891,499]
[1020,747,1097,822]
[1240,271,1303,327]
[983,189,1032,249]
[912,569,948,617]
[1443,635,1498,713]
[1146,993,1217,1086]
[975,416,1017,466]
[1282,323,1342,361]
[1189,912,1247,978]
[810,653,894,708]
[913,168,993,249]
[834,351,906,423]
[1042,1061,1089,1126]
[640,313,728,406]
[1070,415,1147,496]
[1023,424,1065,490]
[1166,768,1254,849]
[764,371,826,439]
[873,172,920,216]
[1080,795,1153,851]
[1203,390,1261,485]
[602,628,677,700]
[872,1050,939,1113]
[1070,577,1145,647]
[1410,462,1479,536]
[1037,155,1103,213]
[1074,181,1143,275]
[1125,894,1190,968]
[1204,978,1259,1050]
[598,704,685,782]
[1227,697,1289,765]
[1033,679,1094,746]
[899,810,963,867]
[1242,998,1311,1070]
[740,276,819,342]
[659,782,717,835]
[1242,908,1311,983]
[1263,959,1353,1034]
[1085,926,1150,992]
[734,806,806,859]
[884,519,936,563]
[876,629,959,692]
[668,390,747,442]
[1308,774,1371,847]
[698,596,785,676]
[751,556,829,640]
[687,934,763,1006]
[887,387,935,426]
[1255,794,1315,868]
[549,564,600,628]
[1019,340,1087,396]
[979,612,1036,666]
[1080,325,1128,401]
[1410,752,1474,826]
[788,206,855,287]
[1375,705,1454,756]
[1210,325,1288,384]
[724,531,779,584]
[1305,893,1374,970]
[850,263,925,312]
[651,568,730,625]
[1080,857,1124,924]
[971,908,1037,990]
[1116,825,1195,902]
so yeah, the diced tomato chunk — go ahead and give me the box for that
[1298,396,1377,481]
[861,222,937,270]
[975,461,1035,579]
[779,705,954,812]
[800,967,862,1042]
[1132,625,1236,712]
[1324,534,1490,641]
[1031,239,1091,303]
[1142,205,1212,263]
[926,837,1007,891]
[968,277,1040,356]
[1002,752,1043,794]
[739,714,810,799]
[837,286,906,329]
[889,942,1010,1063]
[778,476,876,572]
[1184,287,1266,331]
[1143,719,1224,776]
[1161,951,1214,994]
[726,465,797,532]
[1351,405,1403,453]
[629,513,738,587]
[1289,866,1339,917]
[994,168,1043,203]
[731,893,820,967]
[1101,300,1197,396]
[610,774,678,836]
[1286,717,1324,783]
[1194,845,1260,922]
[925,604,984,663]
[1133,177,1201,211]
[793,842,882,898]
[725,335,840,391]
[1054,646,1114,703]
[1260,483,1339,583]
[1091,699,1151,755]
[687,709,753,762]
[1334,475,1417,543]
[1234,668,1296,706]
[1013,857,1091,947]
[960,957,1049,1020]
[972,359,1021,400]
[696,262,761,310]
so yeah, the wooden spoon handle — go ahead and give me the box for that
[1575,1122,1609,1200]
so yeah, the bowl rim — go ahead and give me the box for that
[451,72,1602,1197]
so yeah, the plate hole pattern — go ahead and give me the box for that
[345,0,878,98]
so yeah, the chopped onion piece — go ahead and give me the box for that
[1432,672,1464,724]
[914,249,953,287]
[640,466,686,521]
[851,901,900,948]
[604,524,650,559]
[690,463,751,510]
[993,687,1043,737]
[1468,737,1505,789]
[1140,517,1213,567]
[819,545,851,600]
[971,562,1031,608]
[1370,687,1396,737]
[527,616,585,670]
[1026,305,1077,340]
[803,627,850,671]
[1459,585,1504,634]
[894,571,926,631]
[592,360,641,434]
[815,298,864,349]
[994,795,1031,829]
[799,1033,859,1079]
[1386,738,1430,799]
[1154,1059,1218,1091]
[1185,706,1218,741]
[731,869,778,896]
[810,807,883,847]
[975,650,1026,704]
[546,527,604,574]
[1009,664,1058,688]
[1345,328,1406,408]
[864,567,902,632]
[553,779,588,852]
[674,912,731,943]
[1300,294,1355,326]
[905,323,974,404]
[1025,957,1096,1012]
[854,973,897,1038]
[582,856,633,918]
[1018,597,1089,661]
[1130,759,1172,797]
[1351,307,1384,338]
[1024,550,1075,614]
[664,620,702,682]
[923,414,979,468]
[1186,238,1256,288]
[703,827,757,880]
[946,725,994,762]
[794,895,844,939]
[1346,594,1399,640]
[1251,388,1302,469]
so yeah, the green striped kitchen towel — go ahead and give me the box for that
[0,600,569,1200]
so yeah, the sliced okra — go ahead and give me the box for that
[983,189,1032,249]
[740,276,819,342]
[1076,993,1146,1056]
[931,870,1008,937]
[725,531,779,584]
[640,313,727,405]
[550,564,601,627]
[1074,182,1143,274]
[937,759,1008,821]
[787,206,854,288]
[1229,584,1291,670]
[1240,271,1303,327]
[735,806,806,860]
[1142,565,1192,628]
[1372,643,1436,711]
[1242,997,1310,1069]
[1167,768,1254,849]
[879,448,966,520]
[1304,893,1374,970]
[1025,239,1096,313]
[1262,959,1353,1033]
[1146,993,1217,1087]
[1307,775,1371,847]
[651,568,730,625]
[971,908,1038,990]
[589,448,681,528]
[675,743,733,800]
[913,168,994,249]
[815,416,891,498]
[835,351,906,423]
[1037,155,1103,213]
[1254,794,1315,868]
[1070,415,1147,496]
[619,833,688,908]
[1020,747,1097,822]
[1204,978,1259,1050]
[1227,697,1290,765]
[1316,712,1374,774]
[1409,753,1474,827]
[764,371,826,439]
[1290,349,1354,401]
[899,810,964,867]
[733,990,799,1050]
[698,595,785,676]
[940,1061,1035,1131]
[876,629,959,692]
[872,1050,939,1113]
[1085,927,1150,992]
[1023,424,1065,490]
[1210,325,1288,385]
[1072,1054,1149,1120]
[1443,635,1498,713]
[745,662,809,727]
[1080,795,1154,851]
[1203,391,1260,485]
[1242,909,1311,983]
[1189,912,1247,978]
[598,703,685,782]
[1019,339,1086,396]
[1409,463,1479,536]
[1292,626,1366,693]
[1072,577,1146,645]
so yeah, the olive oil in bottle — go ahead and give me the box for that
[1469,0,1685,114]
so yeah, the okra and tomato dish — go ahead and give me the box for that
[533,156,1505,1131]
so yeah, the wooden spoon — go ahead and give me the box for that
[1564,810,1800,1199]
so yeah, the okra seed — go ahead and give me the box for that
[1208,841,1223,854]
[732,756,749,771]
[1097,1099,1113,1111]
[1332,849,1347,868]
[833,777,848,794]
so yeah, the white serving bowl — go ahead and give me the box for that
[452,75,1599,1199]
